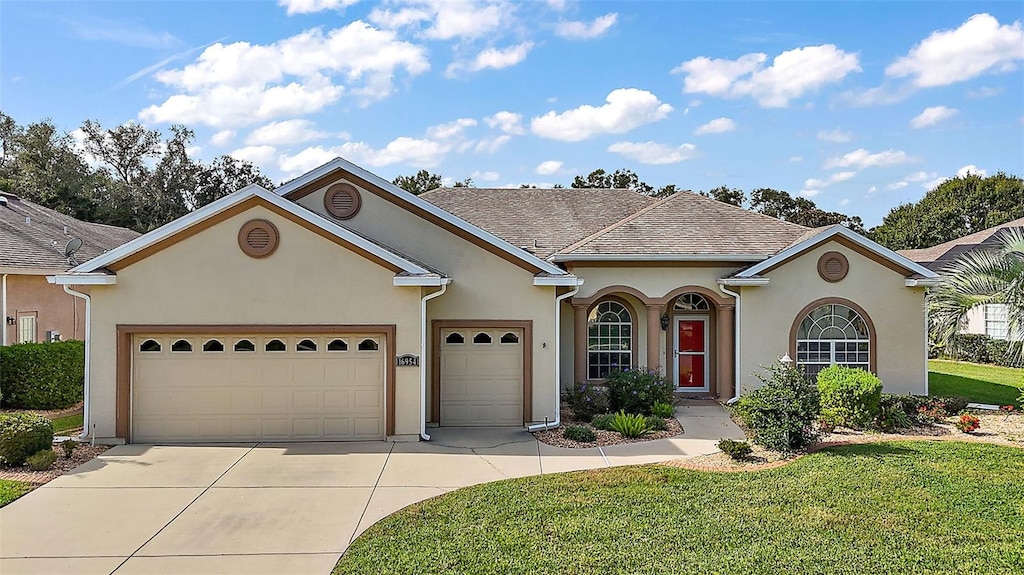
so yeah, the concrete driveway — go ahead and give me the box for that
[0,405,740,575]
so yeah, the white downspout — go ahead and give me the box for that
[718,284,741,402]
[2,274,7,345]
[923,290,930,396]
[419,282,449,441]
[527,280,583,432]
[62,285,91,441]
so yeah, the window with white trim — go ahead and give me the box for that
[985,304,1009,340]
[587,300,632,379]
[795,303,870,378]
[17,314,36,344]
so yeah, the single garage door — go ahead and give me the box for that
[132,333,385,443]
[439,328,523,426]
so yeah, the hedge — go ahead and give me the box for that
[817,365,883,429]
[0,341,84,409]
[936,333,1021,368]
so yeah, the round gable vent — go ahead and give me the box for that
[324,183,361,219]
[238,219,279,258]
[817,251,849,282]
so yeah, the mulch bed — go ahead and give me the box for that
[0,441,109,485]
[532,408,684,448]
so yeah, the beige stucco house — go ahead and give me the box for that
[49,158,939,444]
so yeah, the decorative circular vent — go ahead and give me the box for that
[324,183,361,219]
[238,219,279,258]
[817,251,849,282]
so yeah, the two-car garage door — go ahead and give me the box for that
[132,333,385,443]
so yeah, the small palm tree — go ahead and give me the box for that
[930,227,1023,365]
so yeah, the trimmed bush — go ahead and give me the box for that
[944,333,1023,367]
[736,363,820,452]
[563,425,596,443]
[609,411,650,438]
[0,413,54,466]
[563,382,609,421]
[26,449,56,471]
[605,367,674,416]
[591,413,616,431]
[651,402,675,418]
[817,366,883,429]
[717,439,752,460]
[0,341,84,409]
[645,416,669,432]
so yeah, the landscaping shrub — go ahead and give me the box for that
[591,413,616,431]
[61,439,78,459]
[563,382,609,421]
[0,341,84,409]
[945,333,993,364]
[717,439,752,460]
[651,402,675,418]
[645,416,669,432]
[609,411,650,438]
[955,414,981,433]
[875,404,914,432]
[817,365,882,429]
[562,425,596,443]
[26,449,56,471]
[605,368,674,415]
[936,396,969,416]
[0,413,54,466]
[735,363,820,452]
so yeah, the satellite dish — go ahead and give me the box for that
[64,238,83,258]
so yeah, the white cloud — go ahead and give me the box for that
[484,111,525,135]
[607,141,698,165]
[471,170,500,181]
[531,88,673,141]
[804,171,856,189]
[839,198,851,207]
[185,145,203,158]
[246,119,330,146]
[426,118,477,140]
[230,145,278,166]
[888,171,943,190]
[535,160,563,175]
[967,86,1003,99]
[280,136,449,175]
[673,44,861,107]
[910,106,959,129]
[823,148,912,169]
[546,0,566,10]
[886,13,1024,87]
[139,22,429,128]
[817,128,852,143]
[693,117,736,135]
[799,189,820,198]
[555,13,618,40]
[369,1,509,41]
[886,181,909,190]
[210,129,235,147]
[789,156,803,163]
[867,185,878,194]
[474,134,511,154]
[448,42,533,76]
[278,0,359,15]
[957,164,987,177]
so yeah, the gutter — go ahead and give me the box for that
[419,280,450,441]
[527,279,584,432]
[717,284,742,403]
[61,285,92,443]
[548,253,771,263]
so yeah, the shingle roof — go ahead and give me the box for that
[897,217,1024,271]
[0,193,140,271]
[419,187,657,258]
[555,190,810,257]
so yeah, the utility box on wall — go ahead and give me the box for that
[46,330,62,342]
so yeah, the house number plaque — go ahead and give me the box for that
[396,354,420,367]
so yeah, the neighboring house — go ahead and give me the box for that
[0,192,139,346]
[49,159,938,444]
[899,217,1024,341]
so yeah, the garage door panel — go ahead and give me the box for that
[440,328,524,427]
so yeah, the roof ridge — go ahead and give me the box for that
[678,189,811,231]
[555,192,683,255]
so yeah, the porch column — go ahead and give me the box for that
[646,304,662,371]
[573,303,588,383]
[717,304,735,398]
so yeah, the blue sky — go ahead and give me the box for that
[2,1,1022,226]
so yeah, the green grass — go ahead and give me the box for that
[336,442,1024,575]
[49,413,84,434]
[929,359,1023,407]
[0,479,32,508]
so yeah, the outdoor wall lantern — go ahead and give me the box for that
[5,316,13,326]
[779,353,794,365]
[660,313,670,330]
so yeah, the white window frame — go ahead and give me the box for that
[795,303,871,378]
[984,304,1009,340]
[18,313,37,344]
[587,300,633,379]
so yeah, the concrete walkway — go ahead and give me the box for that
[0,404,743,575]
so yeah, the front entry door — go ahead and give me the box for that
[674,317,709,392]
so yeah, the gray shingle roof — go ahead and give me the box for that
[0,193,140,271]
[897,216,1024,271]
[419,188,657,258]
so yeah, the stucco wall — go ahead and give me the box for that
[87,204,422,441]
[740,241,927,395]
[3,274,84,344]
[296,180,560,423]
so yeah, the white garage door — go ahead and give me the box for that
[439,328,523,426]
[132,333,385,443]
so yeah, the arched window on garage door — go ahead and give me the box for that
[794,301,873,379]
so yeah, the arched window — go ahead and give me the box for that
[587,300,633,379]
[795,302,872,378]
[171,339,193,353]
[674,293,709,312]
[234,339,255,352]
[202,339,224,352]
[358,338,379,351]
[445,332,465,345]
[473,332,492,344]
[296,339,317,352]
[265,339,286,352]
[139,339,161,353]
[500,332,520,344]
[327,339,348,352]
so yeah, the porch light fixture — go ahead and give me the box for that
[660,313,670,330]
[779,353,794,365]
[5,316,13,326]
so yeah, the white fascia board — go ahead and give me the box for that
[47,274,117,285]
[549,253,770,263]
[717,277,770,286]
[737,226,939,279]
[905,278,941,287]
[70,185,429,276]
[533,276,584,287]
[392,276,453,287]
[275,158,569,277]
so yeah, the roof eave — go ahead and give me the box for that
[549,253,771,263]
[392,276,453,287]
[533,276,584,287]
[718,277,770,286]
[47,273,117,285]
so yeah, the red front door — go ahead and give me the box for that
[676,319,707,390]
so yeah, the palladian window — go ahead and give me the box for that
[587,300,633,379]
[795,303,871,378]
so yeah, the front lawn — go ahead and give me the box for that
[0,479,32,508]
[50,412,84,434]
[929,359,1023,407]
[337,441,1024,575]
